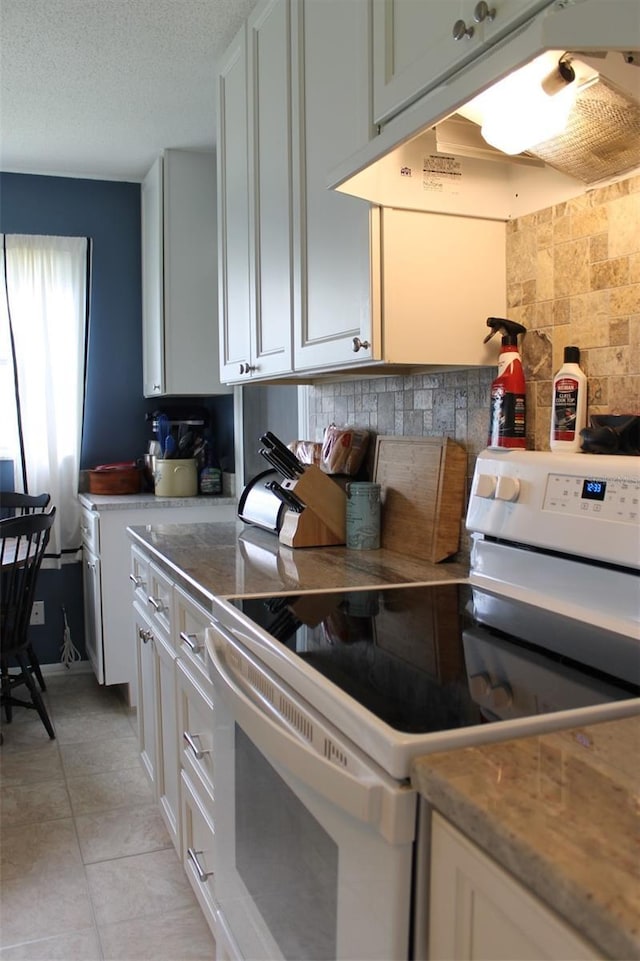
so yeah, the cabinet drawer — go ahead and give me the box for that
[129,544,150,607]
[181,770,216,936]
[146,560,173,637]
[174,585,213,695]
[177,659,214,802]
[80,508,100,553]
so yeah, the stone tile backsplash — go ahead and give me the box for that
[307,174,639,548]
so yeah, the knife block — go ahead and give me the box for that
[279,465,347,548]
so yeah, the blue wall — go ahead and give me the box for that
[0,171,234,666]
[0,172,146,467]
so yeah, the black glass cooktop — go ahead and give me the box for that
[230,583,639,735]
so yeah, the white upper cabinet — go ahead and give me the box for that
[372,0,555,127]
[291,0,376,372]
[217,2,293,385]
[217,26,252,382]
[141,150,230,397]
[247,0,294,379]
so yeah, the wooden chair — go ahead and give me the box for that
[0,509,57,739]
[0,491,51,692]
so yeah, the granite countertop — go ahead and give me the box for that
[412,716,640,960]
[79,492,237,511]
[127,520,469,605]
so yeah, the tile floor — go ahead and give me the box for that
[0,670,216,960]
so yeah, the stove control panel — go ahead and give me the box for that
[467,450,640,569]
[544,471,639,521]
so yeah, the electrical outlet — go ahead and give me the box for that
[30,601,45,626]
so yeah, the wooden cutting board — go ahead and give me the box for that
[373,436,467,563]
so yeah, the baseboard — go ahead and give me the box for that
[40,660,94,677]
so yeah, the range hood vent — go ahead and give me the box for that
[455,51,640,187]
[523,73,640,185]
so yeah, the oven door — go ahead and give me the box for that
[206,621,416,961]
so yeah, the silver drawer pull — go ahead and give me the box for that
[179,631,202,653]
[183,731,209,760]
[129,573,143,586]
[138,627,153,644]
[187,847,213,882]
[147,595,164,612]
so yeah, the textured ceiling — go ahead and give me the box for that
[0,0,259,181]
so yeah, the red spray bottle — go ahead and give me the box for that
[485,317,527,449]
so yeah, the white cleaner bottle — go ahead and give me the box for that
[550,346,587,452]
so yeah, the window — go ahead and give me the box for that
[0,234,90,566]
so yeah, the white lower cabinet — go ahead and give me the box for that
[133,602,158,792]
[428,813,601,960]
[132,562,180,853]
[155,628,180,852]
[82,498,235,704]
[181,770,217,934]
[131,542,218,939]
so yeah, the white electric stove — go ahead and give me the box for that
[206,450,639,961]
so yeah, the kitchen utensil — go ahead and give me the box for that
[261,432,305,475]
[373,436,466,563]
[178,430,194,456]
[265,480,305,513]
[164,434,177,458]
[156,413,170,455]
[259,447,296,479]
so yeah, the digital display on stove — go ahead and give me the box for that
[582,479,607,500]
[231,584,638,735]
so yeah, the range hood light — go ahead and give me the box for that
[479,57,579,156]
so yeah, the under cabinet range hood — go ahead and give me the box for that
[329,0,640,219]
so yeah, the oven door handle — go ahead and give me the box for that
[207,629,398,832]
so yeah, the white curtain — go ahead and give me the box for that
[1,234,89,567]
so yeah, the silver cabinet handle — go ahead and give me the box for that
[147,595,164,612]
[452,18,474,39]
[187,847,213,882]
[129,573,143,587]
[179,631,202,653]
[153,384,161,392]
[239,363,257,374]
[183,731,209,760]
[138,627,153,644]
[473,1,495,23]
[352,337,370,352]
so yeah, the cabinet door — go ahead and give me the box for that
[217,25,253,383]
[428,813,601,960]
[246,0,293,379]
[163,150,230,396]
[155,629,180,852]
[379,208,506,366]
[372,1,556,128]
[181,771,216,935]
[134,604,158,792]
[82,547,104,684]
[292,0,377,372]
[141,156,165,397]
[372,0,481,125]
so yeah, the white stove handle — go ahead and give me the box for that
[206,624,400,833]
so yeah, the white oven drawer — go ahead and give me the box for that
[181,770,216,938]
[174,584,213,696]
[177,659,214,803]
